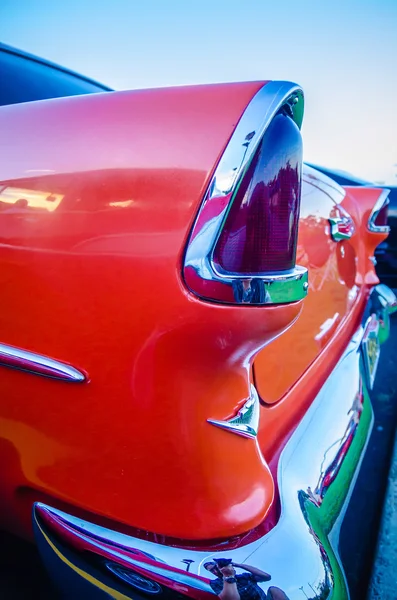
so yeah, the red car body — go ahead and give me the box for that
[0,45,395,599]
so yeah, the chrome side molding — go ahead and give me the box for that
[0,342,86,382]
[33,308,378,599]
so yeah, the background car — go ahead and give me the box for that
[306,162,397,289]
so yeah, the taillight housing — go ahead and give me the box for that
[368,190,390,233]
[183,81,308,305]
[213,113,302,275]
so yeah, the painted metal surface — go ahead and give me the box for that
[0,78,393,592]
[0,82,304,541]
[253,169,390,419]
[33,294,382,599]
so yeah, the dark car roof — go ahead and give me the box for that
[0,42,112,92]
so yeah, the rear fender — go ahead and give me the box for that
[0,82,304,541]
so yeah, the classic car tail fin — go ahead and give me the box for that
[342,186,391,285]
[368,189,390,233]
[183,81,308,305]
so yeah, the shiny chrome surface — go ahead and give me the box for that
[369,283,397,344]
[207,384,260,438]
[368,189,391,233]
[33,286,396,599]
[329,215,355,242]
[253,165,360,407]
[0,342,85,382]
[183,81,308,305]
[361,315,380,389]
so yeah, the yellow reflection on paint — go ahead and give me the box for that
[108,200,134,208]
[0,187,64,212]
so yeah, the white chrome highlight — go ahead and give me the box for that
[207,384,260,438]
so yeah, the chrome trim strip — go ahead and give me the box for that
[0,342,86,382]
[183,81,308,305]
[207,384,260,438]
[33,285,397,598]
[368,188,391,233]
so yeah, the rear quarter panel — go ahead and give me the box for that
[0,83,303,541]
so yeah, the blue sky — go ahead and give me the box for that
[2,0,396,184]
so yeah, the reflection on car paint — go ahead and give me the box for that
[33,285,397,599]
[309,380,364,506]
[0,185,64,212]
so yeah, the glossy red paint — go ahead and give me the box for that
[0,82,305,541]
[254,169,357,405]
[0,82,388,547]
[256,183,389,460]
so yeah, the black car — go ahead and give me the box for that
[0,42,111,107]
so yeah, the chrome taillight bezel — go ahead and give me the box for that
[368,189,391,234]
[183,81,308,305]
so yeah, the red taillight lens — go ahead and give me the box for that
[183,82,309,305]
[213,113,302,275]
[374,202,389,227]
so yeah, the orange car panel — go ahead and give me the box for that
[0,83,308,541]
[0,82,389,547]
[254,170,357,404]
[256,183,389,461]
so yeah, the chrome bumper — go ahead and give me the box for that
[33,285,397,600]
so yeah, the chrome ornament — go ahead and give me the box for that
[207,384,260,438]
[33,314,375,599]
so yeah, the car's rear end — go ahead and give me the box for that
[0,69,395,599]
